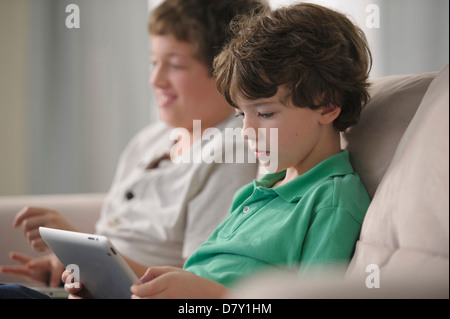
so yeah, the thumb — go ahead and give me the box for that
[139,266,174,284]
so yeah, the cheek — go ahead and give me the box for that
[273,123,315,156]
[171,75,192,96]
[275,132,297,153]
[177,76,211,103]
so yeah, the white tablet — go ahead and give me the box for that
[39,227,139,299]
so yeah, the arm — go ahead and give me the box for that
[122,255,149,278]
[299,207,363,273]
[63,266,229,299]
[130,267,230,299]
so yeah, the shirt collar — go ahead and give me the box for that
[255,150,354,202]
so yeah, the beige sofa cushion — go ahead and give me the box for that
[346,65,449,290]
[342,72,436,198]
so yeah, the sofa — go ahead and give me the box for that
[0,65,448,298]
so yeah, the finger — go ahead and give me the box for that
[26,229,49,251]
[30,238,49,252]
[9,252,33,265]
[131,270,173,298]
[23,215,48,234]
[65,280,82,294]
[139,266,175,283]
[26,256,53,273]
[62,271,81,288]
[61,270,72,284]
[130,279,166,298]
[25,228,41,242]
[13,207,45,228]
[0,265,31,277]
[13,206,30,227]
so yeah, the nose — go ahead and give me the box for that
[150,63,168,88]
[241,116,257,142]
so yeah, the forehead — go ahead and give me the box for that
[233,86,291,109]
[151,34,196,57]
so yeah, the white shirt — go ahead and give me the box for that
[95,116,258,267]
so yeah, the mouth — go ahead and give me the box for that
[157,92,177,107]
[252,149,270,159]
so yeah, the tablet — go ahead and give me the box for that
[39,227,139,299]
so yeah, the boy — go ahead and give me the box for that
[0,0,266,298]
[67,3,372,298]
[1,0,264,288]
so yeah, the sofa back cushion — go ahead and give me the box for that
[346,65,449,287]
[341,72,436,198]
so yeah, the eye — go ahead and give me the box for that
[169,63,185,70]
[258,112,274,119]
[235,111,245,119]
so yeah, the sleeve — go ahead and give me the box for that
[298,206,364,274]
[182,161,258,259]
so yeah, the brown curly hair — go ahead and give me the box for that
[214,3,372,131]
[149,0,268,74]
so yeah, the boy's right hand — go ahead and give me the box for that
[0,252,64,287]
[13,206,78,252]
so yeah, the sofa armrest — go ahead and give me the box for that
[0,193,104,284]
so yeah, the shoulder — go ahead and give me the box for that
[129,121,172,148]
[308,173,371,224]
[121,121,172,156]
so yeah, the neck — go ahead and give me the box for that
[279,129,341,186]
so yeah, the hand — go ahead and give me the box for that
[62,269,91,299]
[0,252,65,287]
[13,206,78,252]
[130,266,229,299]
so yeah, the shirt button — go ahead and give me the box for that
[125,191,134,200]
[243,206,251,214]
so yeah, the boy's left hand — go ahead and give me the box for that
[130,266,228,299]
[62,269,91,299]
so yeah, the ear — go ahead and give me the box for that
[318,104,341,125]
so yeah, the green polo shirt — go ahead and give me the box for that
[184,150,370,287]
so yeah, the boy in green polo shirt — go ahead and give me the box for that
[66,3,372,298]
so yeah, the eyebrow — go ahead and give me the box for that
[249,101,274,107]
[245,99,282,109]
[150,52,193,60]
[235,100,278,110]
[167,53,190,58]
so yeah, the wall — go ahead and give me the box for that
[0,0,30,195]
[0,0,448,195]
[0,0,153,195]
[269,0,449,78]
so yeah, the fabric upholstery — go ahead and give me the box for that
[346,65,449,286]
[342,72,436,198]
